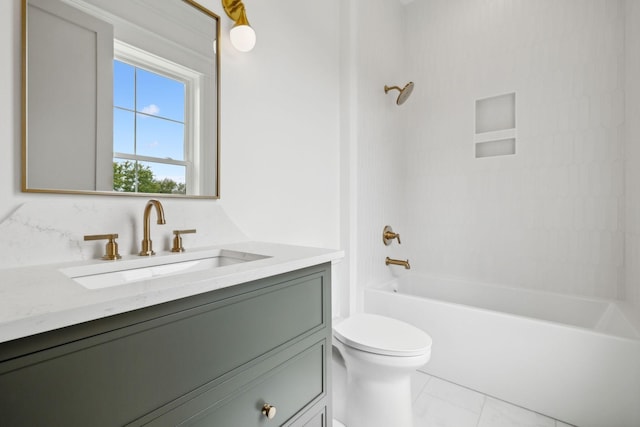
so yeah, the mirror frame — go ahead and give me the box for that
[21,0,221,199]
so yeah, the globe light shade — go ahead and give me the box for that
[230,24,256,52]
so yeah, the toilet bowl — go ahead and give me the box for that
[332,313,432,427]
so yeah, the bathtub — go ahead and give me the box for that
[364,274,640,427]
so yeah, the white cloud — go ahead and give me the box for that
[141,104,160,115]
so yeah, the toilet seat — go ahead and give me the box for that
[333,313,432,357]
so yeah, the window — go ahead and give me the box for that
[112,42,201,194]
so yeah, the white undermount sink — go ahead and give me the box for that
[60,249,270,290]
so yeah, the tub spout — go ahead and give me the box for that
[385,257,410,269]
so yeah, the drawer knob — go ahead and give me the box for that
[261,403,277,419]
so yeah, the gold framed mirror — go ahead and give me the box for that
[22,0,220,198]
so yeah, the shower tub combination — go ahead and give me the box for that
[364,274,640,427]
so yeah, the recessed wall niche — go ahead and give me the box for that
[474,93,516,158]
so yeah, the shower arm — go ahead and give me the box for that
[384,82,414,105]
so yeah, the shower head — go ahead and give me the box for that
[384,82,414,105]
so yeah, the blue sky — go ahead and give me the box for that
[113,60,186,185]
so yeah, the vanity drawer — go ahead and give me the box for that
[0,265,329,427]
[143,340,326,427]
[299,409,326,427]
[290,404,327,427]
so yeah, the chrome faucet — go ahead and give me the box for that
[139,199,166,256]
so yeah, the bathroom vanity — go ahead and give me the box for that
[0,242,340,426]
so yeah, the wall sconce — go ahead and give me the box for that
[221,0,256,52]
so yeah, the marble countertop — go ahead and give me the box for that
[0,241,343,344]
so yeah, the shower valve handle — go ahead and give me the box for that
[391,232,402,244]
[382,225,401,245]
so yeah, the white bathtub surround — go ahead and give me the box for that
[366,275,640,427]
[376,274,637,339]
[403,0,626,302]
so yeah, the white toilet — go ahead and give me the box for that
[332,313,432,427]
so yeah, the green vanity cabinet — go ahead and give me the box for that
[0,263,332,427]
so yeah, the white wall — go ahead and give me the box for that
[403,0,626,299]
[219,0,341,248]
[625,0,640,328]
[0,0,341,268]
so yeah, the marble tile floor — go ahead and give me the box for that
[411,371,577,427]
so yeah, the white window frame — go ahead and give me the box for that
[113,40,203,194]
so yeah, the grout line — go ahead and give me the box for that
[413,371,432,402]
[476,394,487,427]
[419,372,576,427]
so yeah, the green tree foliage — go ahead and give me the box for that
[113,161,185,194]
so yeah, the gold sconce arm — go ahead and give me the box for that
[221,0,256,52]
[222,0,244,20]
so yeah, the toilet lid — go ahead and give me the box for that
[333,313,432,357]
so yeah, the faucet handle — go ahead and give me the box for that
[84,234,122,260]
[171,229,197,252]
[382,225,401,245]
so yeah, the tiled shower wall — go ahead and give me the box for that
[347,0,408,311]
[403,0,626,299]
